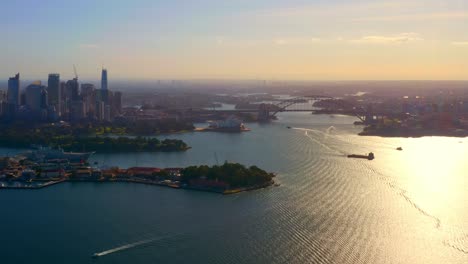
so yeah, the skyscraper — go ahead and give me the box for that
[113,91,122,115]
[26,81,46,112]
[7,73,20,107]
[81,83,96,118]
[66,79,80,101]
[47,73,61,116]
[101,69,108,90]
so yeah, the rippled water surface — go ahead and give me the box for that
[0,113,467,263]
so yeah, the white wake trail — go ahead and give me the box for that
[93,237,163,257]
[303,130,341,154]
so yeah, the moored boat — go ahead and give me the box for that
[22,146,94,163]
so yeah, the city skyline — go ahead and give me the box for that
[0,68,121,123]
[1,0,468,80]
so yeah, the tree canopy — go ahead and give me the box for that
[181,162,274,188]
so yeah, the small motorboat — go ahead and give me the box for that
[396,147,403,151]
[287,126,291,129]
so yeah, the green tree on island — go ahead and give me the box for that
[181,162,275,188]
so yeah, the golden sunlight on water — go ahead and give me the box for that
[401,138,467,219]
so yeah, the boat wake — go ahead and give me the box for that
[93,237,163,258]
[300,129,348,155]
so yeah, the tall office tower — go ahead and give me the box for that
[113,91,122,115]
[81,83,95,95]
[47,74,61,116]
[20,93,26,106]
[0,90,6,101]
[59,81,68,117]
[0,90,6,117]
[26,81,46,112]
[70,100,86,121]
[66,79,80,101]
[95,88,108,112]
[41,89,48,109]
[101,69,108,90]
[96,101,105,121]
[81,83,96,118]
[60,81,67,102]
[104,105,111,121]
[7,73,20,107]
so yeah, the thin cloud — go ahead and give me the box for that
[452,41,468,46]
[350,33,423,44]
[274,37,322,46]
[354,12,468,22]
[254,1,421,19]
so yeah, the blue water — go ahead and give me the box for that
[0,113,467,263]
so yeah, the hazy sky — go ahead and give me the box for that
[1,0,467,81]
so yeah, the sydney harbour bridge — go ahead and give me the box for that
[183,96,378,123]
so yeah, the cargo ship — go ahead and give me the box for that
[347,152,374,160]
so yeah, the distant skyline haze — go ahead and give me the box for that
[1,0,467,80]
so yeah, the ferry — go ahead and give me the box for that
[347,152,375,160]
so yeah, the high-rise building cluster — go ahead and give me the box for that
[0,69,122,122]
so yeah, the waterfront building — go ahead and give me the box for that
[126,167,162,177]
[47,74,61,116]
[7,73,20,114]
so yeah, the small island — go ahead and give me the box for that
[180,163,275,194]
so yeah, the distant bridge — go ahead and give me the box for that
[178,95,384,122]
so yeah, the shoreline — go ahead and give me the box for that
[0,145,192,153]
[312,111,468,138]
[194,127,251,133]
[0,178,275,195]
[359,130,468,138]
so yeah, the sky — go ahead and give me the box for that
[1,0,468,81]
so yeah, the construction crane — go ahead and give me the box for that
[73,64,78,81]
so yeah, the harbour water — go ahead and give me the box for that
[0,113,467,263]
